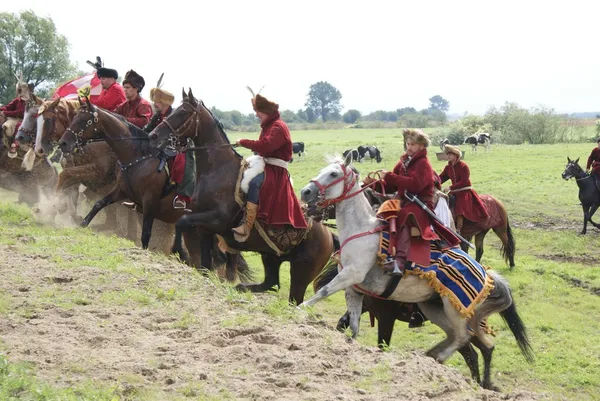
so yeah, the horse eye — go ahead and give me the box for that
[330,172,338,178]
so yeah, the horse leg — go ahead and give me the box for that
[336,311,351,332]
[460,235,473,255]
[376,306,396,348]
[581,204,590,235]
[140,200,157,250]
[237,253,281,294]
[81,185,126,228]
[470,335,497,391]
[300,264,370,308]
[345,287,364,339]
[474,230,489,263]
[171,211,221,268]
[587,203,600,229]
[430,298,472,363]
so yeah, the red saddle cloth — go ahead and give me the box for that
[169,153,186,184]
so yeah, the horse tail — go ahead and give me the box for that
[501,218,516,266]
[487,271,534,363]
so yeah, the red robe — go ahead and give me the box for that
[587,147,600,175]
[238,112,308,229]
[0,98,25,119]
[439,160,489,224]
[381,149,460,265]
[93,82,126,112]
[114,96,153,128]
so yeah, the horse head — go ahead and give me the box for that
[562,156,583,180]
[35,97,63,156]
[300,152,357,207]
[148,88,203,149]
[58,97,99,154]
[15,94,43,146]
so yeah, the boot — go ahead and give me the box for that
[232,202,258,242]
[456,215,464,232]
[392,225,411,277]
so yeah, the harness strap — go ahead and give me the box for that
[339,226,386,253]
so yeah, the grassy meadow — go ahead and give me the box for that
[1,128,599,400]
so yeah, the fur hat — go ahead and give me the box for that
[403,129,431,147]
[96,67,118,79]
[252,93,279,115]
[150,87,174,106]
[123,70,145,92]
[443,144,462,158]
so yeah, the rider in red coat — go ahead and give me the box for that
[93,67,126,112]
[586,138,600,189]
[114,70,152,128]
[439,144,489,231]
[366,129,460,274]
[234,92,307,242]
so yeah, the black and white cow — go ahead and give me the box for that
[464,133,491,152]
[343,148,360,162]
[439,138,450,151]
[357,145,382,163]
[290,142,306,163]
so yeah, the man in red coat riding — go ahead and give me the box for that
[114,70,152,128]
[1,81,31,148]
[92,67,126,112]
[365,129,460,276]
[439,144,489,231]
[233,91,308,242]
[586,138,600,190]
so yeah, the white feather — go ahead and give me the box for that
[21,148,36,171]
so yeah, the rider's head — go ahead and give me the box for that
[122,70,145,100]
[96,67,119,90]
[403,129,430,157]
[443,144,462,164]
[150,87,174,114]
[250,92,279,124]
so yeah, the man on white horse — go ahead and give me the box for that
[364,129,460,276]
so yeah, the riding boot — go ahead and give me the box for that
[456,215,464,232]
[392,225,411,276]
[232,202,259,242]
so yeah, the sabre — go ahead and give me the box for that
[404,192,475,250]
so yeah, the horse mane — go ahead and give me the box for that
[93,106,155,155]
[196,99,243,159]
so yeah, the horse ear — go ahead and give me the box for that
[575,157,580,164]
[343,151,353,166]
[188,88,195,101]
[182,88,188,100]
[85,96,92,108]
[78,96,84,106]
[49,97,61,109]
[567,156,571,162]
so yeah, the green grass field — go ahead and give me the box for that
[1,128,599,400]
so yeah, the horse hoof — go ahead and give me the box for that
[482,382,501,392]
[235,283,250,293]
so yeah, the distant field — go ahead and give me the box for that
[1,128,599,400]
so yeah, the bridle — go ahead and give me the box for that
[158,101,201,150]
[62,108,101,153]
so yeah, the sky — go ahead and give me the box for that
[4,0,600,115]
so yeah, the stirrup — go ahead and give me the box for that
[173,197,190,212]
[122,201,136,210]
[390,260,403,277]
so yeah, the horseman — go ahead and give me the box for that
[439,144,489,231]
[114,70,153,128]
[0,81,31,148]
[364,129,460,276]
[586,138,600,190]
[143,84,196,210]
[233,91,308,242]
[93,67,126,112]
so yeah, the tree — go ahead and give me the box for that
[342,109,361,124]
[305,81,342,122]
[305,108,317,123]
[281,109,299,123]
[428,95,450,112]
[296,109,308,122]
[0,10,77,104]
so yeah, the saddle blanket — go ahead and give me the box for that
[406,244,494,318]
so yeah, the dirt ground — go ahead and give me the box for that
[0,243,543,401]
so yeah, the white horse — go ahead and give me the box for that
[299,154,533,390]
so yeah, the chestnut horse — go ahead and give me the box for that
[57,98,250,280]
[147,90,336,304]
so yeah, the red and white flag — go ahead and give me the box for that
[53,72,102,102]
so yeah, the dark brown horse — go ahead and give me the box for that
[459,194,516,269]
[147,90,336,304]
[57,98,249,280]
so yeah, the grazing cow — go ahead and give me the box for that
[290,141,306,163]
[343,148,360,162]
[439,138,450,151]
[464,133,491,152]
[357,145,382,163]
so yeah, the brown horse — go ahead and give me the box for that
[147,90,336,304]
[56,98,248,280]
[459,194,516,269]
[34,97,120,226]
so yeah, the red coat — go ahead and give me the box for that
[439,161,489,223]
[238,113,307,229]
[0,97,25,119]
[114,96,153,128]
[93,82,126,112]
[382,149,460,264]
[587,147,600,175]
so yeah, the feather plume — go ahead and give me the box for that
[156,72,164,88]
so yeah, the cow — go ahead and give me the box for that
[439,138,450,151]
[342,148,360,162]
[290,141,306,163]
[464,133,491,152]
[358,145,382,163]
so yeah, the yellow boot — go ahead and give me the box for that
[232,202,258,242]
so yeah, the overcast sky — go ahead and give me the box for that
[5,0,600,115]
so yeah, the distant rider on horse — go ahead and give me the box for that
[233,90,308,242]
[439,144,489,232]
[586,138,600,190]
[93,67,126,112]
[364,129,460,276]
[114,70,152,128]
[143,81,196,210]
[1,80,31,149]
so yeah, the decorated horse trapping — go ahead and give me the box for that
[406,243,494,319]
